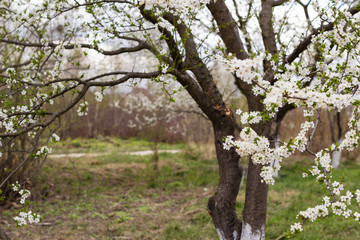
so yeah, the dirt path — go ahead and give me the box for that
[49,149,181,158]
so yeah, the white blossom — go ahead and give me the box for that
[94,91,103,102]
[77,101,89,116]
[51,133,60,143]
[290,222,303,234]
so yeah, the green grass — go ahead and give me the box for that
[50,137,186,154]
[2,140,360,239]
[266,161,360,239]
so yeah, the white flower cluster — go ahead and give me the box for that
[355,190,360,204]
[11,182,41,226]
[292,184,360,231]
[36,146,52,157]
[51,133,60,143]
[160,63,169,74]
[298,203,329,222]
[290,222,303,234]
[332,181,344,196]
[259,166,275,185]
[18,189,30,205]
[224,127,296,185]
[124,87,187,131]
[94,91,104,102]
[219,55,263,85]
[223,117,316,185]
[339,129,358,151]
[331,201,348,216]
[219,18,360,115]
[77,101,89,116]
[291,125,360,229]
[237,110,262,125]
[138,0,211,11]
[354,212,360,221]
[14,210,41,226]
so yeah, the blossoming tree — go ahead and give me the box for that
[1,0,360,239]
[124,84,190,172]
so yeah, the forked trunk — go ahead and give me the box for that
[208,121,271,240]
[207,116,275,240]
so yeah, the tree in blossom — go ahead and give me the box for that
[1,0,360,239]
[124,84,190,172]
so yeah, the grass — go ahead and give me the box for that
[50,137,186,154]
[1,137,360,239]
[266,160,360,239]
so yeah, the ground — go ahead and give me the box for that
[1,138,359,239]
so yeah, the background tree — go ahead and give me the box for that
[124,83,188,172]
[1,1,360,239]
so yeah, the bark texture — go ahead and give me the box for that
[241,120,277,239]
[207,122,242,240]
[206,1,273,238]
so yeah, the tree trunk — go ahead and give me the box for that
[152,139,160,174]
[332,149,342,169]
[241,160,267,240]
[207,119,274,240]
[241,120,277,240]
[208,122,243,240]
[328,112,343,169]
[272,128,280,178]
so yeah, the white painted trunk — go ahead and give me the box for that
[332,150,342,169]
[272,135,280,178]
[215,229,239,240]
[271,158,280,178]
[331,137,342,169]
[216,228,226,240]
[240,223,265,240]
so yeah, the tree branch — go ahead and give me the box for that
[259,0,278,55]
[207,0,256,101]
[207,0,249,60]
[232,0,253,52]
[286,6,359,64]
[139,6,184,68]
[273,0,290,7]
[0,37,152,56]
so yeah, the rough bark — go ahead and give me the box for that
[328,112,343,169]
[259,0,278,56]
[207,0,249,60]
[241,159,267,240]
[206,2,275,239]
[208,120,242,240]
[241,120,277,240]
